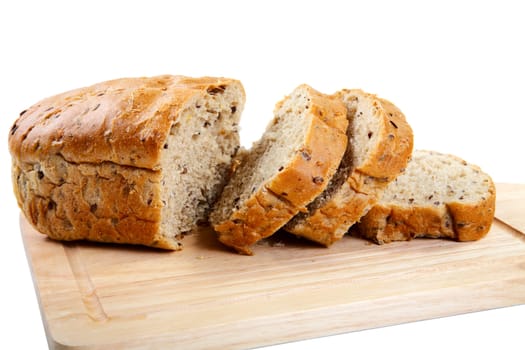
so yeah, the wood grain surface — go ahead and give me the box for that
[496,183,525,233]
[21,184,525,349]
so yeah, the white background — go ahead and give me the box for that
[1,0,524,348]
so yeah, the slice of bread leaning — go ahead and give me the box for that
[284,89,414,246]
[210,84,348,255]
[356,150,496,243]
[9,75,245,250]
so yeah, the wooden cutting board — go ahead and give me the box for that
[21,183,525,349]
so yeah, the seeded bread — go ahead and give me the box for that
[210,84,348,255]
[9,75,245,249]
[285,89,413,246]
[356,150,496,243]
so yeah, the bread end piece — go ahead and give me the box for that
[356,150,496,244]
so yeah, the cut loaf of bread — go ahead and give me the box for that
[9,75,245,249]
[285,89,413,246]
[210,84,348,255]
[356,150,496,243]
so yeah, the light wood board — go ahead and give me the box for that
[496,183,525,233]
[21,184,525,349]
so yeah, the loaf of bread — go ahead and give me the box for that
[9,75,245,249]
[210,84,348,255]
[356,150,496,243]
[10,76,495,253]
[284,89,413,246]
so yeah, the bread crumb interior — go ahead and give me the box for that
[160,86,241,238]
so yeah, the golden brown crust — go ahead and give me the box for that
[9,75,241,170]
[356,154,496,244]
[447,179,496,241]
[214,86,348,255]
[285,90,414,246]
[11,154,175,249]
[214,187,296,255]
[357,183,496,243]
[362,97,414,178]
[356,205,456,243]
[266,113,347,208]
[9,75,244,249]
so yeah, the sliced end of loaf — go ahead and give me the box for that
[9,76,245,250]
[285,89,414,246]
[210,84,348,254]
[157,81,244,249]
[357,150,496,244]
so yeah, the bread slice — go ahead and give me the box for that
[9,75,245,250]
[356,150,496,243]
[210,84,348,255]
[284,89,413,246]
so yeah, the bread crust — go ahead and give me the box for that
[9,75,244,249]
[285,90,414,246]
[357,153,496,243]
[213,86,348,255]
[11,155,176,248]
[9,76,242,170]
